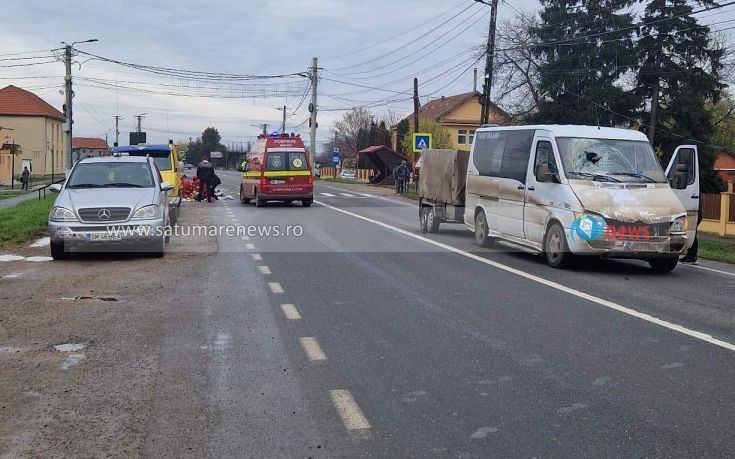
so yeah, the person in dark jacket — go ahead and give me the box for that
[196,158,215,203]
[393,160,410,194]
[20,167,30,190]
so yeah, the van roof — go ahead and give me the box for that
[477,124,649,142]
[112,144,171,153]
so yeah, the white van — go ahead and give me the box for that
[464,125,699,272]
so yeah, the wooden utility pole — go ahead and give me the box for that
[479,0,499,125]
[413,78,420,133]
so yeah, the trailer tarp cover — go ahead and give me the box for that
[418,149,469,206]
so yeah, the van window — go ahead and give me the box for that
[500,130,533,183]
[266,151,308,171]
[473,131,506,176]
[534,140,559,181]
[474,130,533,182]
[666,148,696,185]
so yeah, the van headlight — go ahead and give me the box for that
[50,207,78,222]
[670,216,688,234]
[132,205,160,219]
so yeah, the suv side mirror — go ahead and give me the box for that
[160,182,174,192]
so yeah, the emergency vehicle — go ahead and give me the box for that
[240,133,314,207]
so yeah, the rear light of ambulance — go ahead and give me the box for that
[308,176,314,186]
[259,177,268,187]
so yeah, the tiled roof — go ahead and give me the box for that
[0,85,64,120]
[73,137,109,150]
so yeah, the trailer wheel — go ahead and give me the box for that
[426,207,440,233]
[420,207,429,233]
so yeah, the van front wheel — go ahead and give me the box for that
[544,223,574,268]
[648,257,678,273]
[474,211,492,248]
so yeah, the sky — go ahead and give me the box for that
[0,0,564,151]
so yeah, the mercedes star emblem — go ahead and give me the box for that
[98,209,111,221]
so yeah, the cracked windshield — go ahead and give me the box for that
[1,0,734,457]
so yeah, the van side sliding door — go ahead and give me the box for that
[494,130,534,239]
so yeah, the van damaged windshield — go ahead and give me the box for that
[556,137,668,183]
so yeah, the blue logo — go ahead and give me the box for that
[570,213,606,242]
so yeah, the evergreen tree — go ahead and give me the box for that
[636,0,725,162]
[530,0,638,126]
[396,119,409,152]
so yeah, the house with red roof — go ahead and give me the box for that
[0,85,65,179]
[391,91,509,152]
[73,137,109,161]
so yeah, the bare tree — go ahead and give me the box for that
[476,11,546,121]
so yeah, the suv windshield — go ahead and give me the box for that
[556,137,667,183]
[67,162,155,188]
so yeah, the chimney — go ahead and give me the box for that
[473,68,478,93]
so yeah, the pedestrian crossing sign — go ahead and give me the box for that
[412,133,432,153]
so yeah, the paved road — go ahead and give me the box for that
[3,171,733,457]
[210,171,735,457]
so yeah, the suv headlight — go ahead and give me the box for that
[670,216,688,234]
[50,207,78,222]
[132,205,160,219]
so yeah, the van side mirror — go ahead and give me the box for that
[49,183,62,193]
[535,164,561,183]
[670,164,689,190]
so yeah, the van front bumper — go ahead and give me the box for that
[570,234,688,258]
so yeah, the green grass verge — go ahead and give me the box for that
[699,240,735,264]
[0,195,56,249]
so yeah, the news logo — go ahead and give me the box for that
[570,213,606,242]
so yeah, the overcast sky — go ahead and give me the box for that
[1,0,560,150]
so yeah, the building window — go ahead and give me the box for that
[458,130,468,145]
[469,130,476,145]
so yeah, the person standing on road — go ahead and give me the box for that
[20,166,30,190]
[394,160,409,194]
[681,201,703,265]
[196,157,215,203]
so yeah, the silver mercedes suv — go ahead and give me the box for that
[48,156,173,259]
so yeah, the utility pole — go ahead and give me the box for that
[648,50,662,144]
[61,39,98,170]
[309,57,319,170]
[113,115,123,146]
[63,45,74,170]
[135,114,145,135]
[477,0,499,125]
[277,105,287,133]
[413,78,420,133]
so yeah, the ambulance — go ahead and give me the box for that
[240,133,314,207]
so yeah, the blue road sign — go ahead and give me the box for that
[413,133,432,153]
[332,148,340,166]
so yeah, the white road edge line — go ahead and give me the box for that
[685,264,735,277]
[300,337,327,361]
[258,265,271,275]
[330,389,371,430]
[314,200,735,353]
[268,282,284,294]
[280,303,301,320]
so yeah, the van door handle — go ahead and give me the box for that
[527,186,535,191]
[517,185,525,190]
[691,194,699,199]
